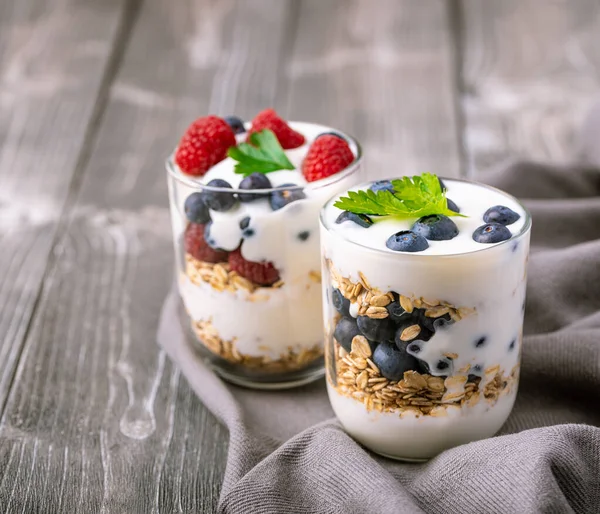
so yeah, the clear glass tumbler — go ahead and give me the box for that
[167,122,362,389]
[320,177,531,460]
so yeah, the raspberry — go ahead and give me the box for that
[247,108,305,149]
[228,247,280,287]
[175,116,236,176]
[302,135,354,182]
[184,223,228,263]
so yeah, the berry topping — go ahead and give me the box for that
[175,115,236,176]
[202,179,238,212]
[238,172,272,202]
[184,223,228,263]
[412,214,458,241]
[333,317,362,353]
[357,316,396,343]
[483,205,520,226]
[302,135,354,182]
[184,192,211,224]
[228,247,280,286]
[247,108,305,149]
[224,115,246,134]
[447,198,460,213]
[335,211,373,228]
[332,288,351,317]
[386,230,429,252]
[370,180,395,193]
[297,231,310,241]
[472,223,512,243]
[386,301,413,324]
[269,183,306,211]
[372,342,419,381]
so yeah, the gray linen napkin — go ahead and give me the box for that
[158,123,600,514]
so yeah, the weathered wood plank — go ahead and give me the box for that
[0,0,126,410]
[0,0,293,512]
[459,0,600,175]
[285,0,463,178]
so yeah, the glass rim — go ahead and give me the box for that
[319,176,532,259]
[165,121,363,194]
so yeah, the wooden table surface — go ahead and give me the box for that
[1,0,598,511]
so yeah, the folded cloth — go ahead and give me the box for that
[158,120,600,514]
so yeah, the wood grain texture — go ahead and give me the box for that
[459,0,600,175]
[0,0,127,411]
[284,0,463,179]
[0,0,293,512]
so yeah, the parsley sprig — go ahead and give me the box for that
[333,173,464,219]
[227,129,295,176]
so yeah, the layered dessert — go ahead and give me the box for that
[167,109,361,386]
[320,174,531,459]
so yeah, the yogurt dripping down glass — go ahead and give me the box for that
[167,120,362,389]
[320,177,531,460]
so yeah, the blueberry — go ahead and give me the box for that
[417,310,452,333]
[239,216,250,230]
[483,205,520,226]
[386,301,413,324]
[238,172,272,202]
[357,316,396,343]
[370,180,395,193]
[372,342,419,381]
[412,214,458,241]
[332,288,351,317]
[407,342,422,354]
[447,198,460,213]
[335,211,373,228]
[472,223,512,243]
[475,336,487,348]
[243,228,255,237]
[434,358,452,374]
[297,231,310,241]
[184,192,211,224]
[509,339,516,351]
[224,115,245,134]
[269,183,306,211]
[386,230,429,252]
[202,179,237,212]
[333,317,361,353]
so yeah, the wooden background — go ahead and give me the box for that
[0,0,598,511]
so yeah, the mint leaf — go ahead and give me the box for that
[333,173,465,219]
[228,129,295,176]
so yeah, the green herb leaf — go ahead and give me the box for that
[228,129,295,176]
[333,173,465,219]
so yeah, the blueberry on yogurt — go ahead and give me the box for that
[184,192,211,224]
[370,180,395,193]
[202,179,237,211]
[224,115,246,134]
[447,198,460,213]
[335,211,373,228]
[372,342,419,381]
[386,301,413,324]
[386,230,429,252]
[269,183,306,211]
[238,172,272,202]
[412,214,458,241]
[472,223,512,243]
[483,205,520,226]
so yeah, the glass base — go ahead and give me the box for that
[212,364,325,390]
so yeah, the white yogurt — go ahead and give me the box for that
[320,178,531,459]
[169,122,362,361]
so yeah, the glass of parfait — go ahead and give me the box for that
[320,174,531,460]
[167,109,362,389]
